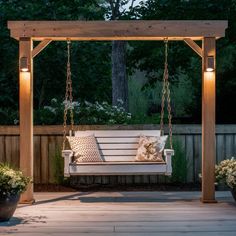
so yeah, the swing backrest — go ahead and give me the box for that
[74,130,161,162]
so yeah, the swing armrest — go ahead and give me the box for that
[164,149,174,175]
[62,150,74,177]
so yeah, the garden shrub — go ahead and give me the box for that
[51,146,68,185]
[0,99,132,125]
[170,137,187,184]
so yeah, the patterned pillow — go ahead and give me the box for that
[135,135,168,162]
[67,135,103,163]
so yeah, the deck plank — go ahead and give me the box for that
[0,191,235,236]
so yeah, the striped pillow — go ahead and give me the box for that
[67,135,103,163]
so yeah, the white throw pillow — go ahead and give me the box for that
[135,135,168,162]
[67,135,103,163]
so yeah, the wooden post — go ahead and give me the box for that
[19,37,34,203]
[201,37,216,203]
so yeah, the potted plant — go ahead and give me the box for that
[215,157,236,201]
[0,163,30,222]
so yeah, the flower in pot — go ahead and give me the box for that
[215,157,236,201]
[0,163,31,222]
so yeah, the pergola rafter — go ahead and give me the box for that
[7,20,228,203]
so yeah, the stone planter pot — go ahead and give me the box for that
[0,193,20,222]
[230,188,236,201]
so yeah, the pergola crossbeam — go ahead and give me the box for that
[32,39,52,58]
[8,20,227,41]
[184,38,203,57]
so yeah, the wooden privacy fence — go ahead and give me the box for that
[0,125,235,185]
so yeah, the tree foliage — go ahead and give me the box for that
[0,0,110,111]
[0,0,236,124]
[127,0,236,123]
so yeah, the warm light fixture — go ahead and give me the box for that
[20,57,29,72]
[206,56,215,72]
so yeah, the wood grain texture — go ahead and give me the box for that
[11,136,19,168]
[184,38,203,57]
[186,135,194,182]
[41,136,49,184]
[5,136,12,165]
[98,143,139,149]
[8,20,228,41]
[75,130,161,137]
[216,135,225,163]
[0,136,5,163]
[0,191,235,235]
[19,38,34,203]
[48,136,56,183]
[225,135,234,158]
[234,135,236,157]
[1,124,236,135]
[33,136,41,184]
[193,135,201,182]
[201,37,216,202]
[69,163,168,176]
[32,39,52,58]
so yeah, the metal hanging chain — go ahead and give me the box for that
[160,40,168,136]
[160,39,173,149]
[62,40,74,150]
[68,41,74,133]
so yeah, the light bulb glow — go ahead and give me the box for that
[20,57,30,72]
[206,68,214,72]
[205,56,215,72]
[21,68,29,72]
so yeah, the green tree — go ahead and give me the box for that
[0,0,110,116]
[128,0,236,123]
[105,0,137,111]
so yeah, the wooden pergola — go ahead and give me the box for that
[8,20,228,203]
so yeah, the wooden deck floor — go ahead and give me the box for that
[0,191,236,236]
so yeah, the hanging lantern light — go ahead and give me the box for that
[20,57,29,72]
[205,56,215,72]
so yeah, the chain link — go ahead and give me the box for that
[160,39,173,149]
[62,40,74,150]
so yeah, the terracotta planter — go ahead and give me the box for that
[0,193,20,222]
[230,188,236,201]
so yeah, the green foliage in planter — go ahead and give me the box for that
[0,163,31,197]
[215,158,236,189]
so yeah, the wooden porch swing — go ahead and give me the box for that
[61,40,174,177]
[7,20,227,203]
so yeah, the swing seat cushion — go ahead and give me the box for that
[67,135,103,163]
[135,135,168,162]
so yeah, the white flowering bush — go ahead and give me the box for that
[215,158,236,189]
[77,100,131,124]
[34,98,132,125]
[0,164,31,197]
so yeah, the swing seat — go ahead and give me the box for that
[62,130,174,177]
